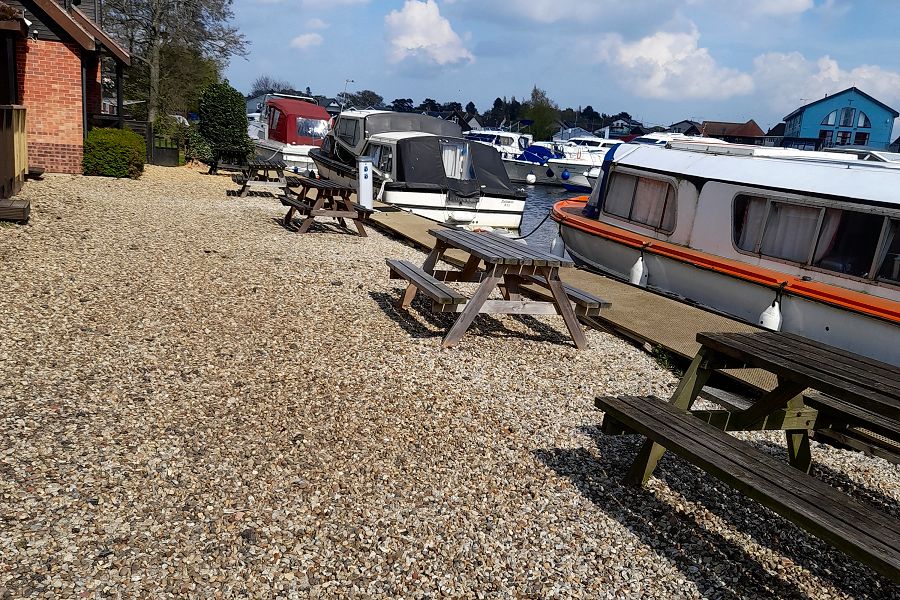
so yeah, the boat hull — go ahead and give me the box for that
[502,159,559,185]
[547,158,599,190]
[554,202,900,365]
[253,139,318,175]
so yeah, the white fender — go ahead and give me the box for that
[629,255,647,287]
[759,301,782,331]
[550,232,566,258]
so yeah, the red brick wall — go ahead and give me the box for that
[15,38,90,174]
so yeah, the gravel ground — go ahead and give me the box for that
[0,166,897,599]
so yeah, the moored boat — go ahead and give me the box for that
[547,138,620,192]
[248,95,331,174]
[552,141,900,364]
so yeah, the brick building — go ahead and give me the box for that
[1,0,128,173]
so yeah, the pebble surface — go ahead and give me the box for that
[0,166,897,599]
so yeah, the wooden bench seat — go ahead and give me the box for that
[352,202,375,216]
[595,394,900,582]
[519,274,610,316]
[387,259,467,306]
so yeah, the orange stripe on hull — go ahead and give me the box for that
[552,199,900,324]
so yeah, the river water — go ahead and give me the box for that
[515,184,579,253]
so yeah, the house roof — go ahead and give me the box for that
[28,0,130,64]
[669,119,700,128]
[783,86,900,121]
[766,122,786,136]
[701,119,765,137]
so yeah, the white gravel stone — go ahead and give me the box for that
[0,166,897,598]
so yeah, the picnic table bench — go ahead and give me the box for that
[233,159,288,197]
[596,330,900,581]
[281,176,371,236]
[387,228,610,349]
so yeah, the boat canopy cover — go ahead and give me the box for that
[516,145,558,164]
[394,136,524,199]
[266,97,330,120]
[365,113,462,138]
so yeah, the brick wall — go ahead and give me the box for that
[15,38,90,174]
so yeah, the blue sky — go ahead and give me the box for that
[226,0,900,136]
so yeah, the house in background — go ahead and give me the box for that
[700,119,765,144]
[3,0,129,173]
[605,117,646,138]
[423,109,482,132]
[783,87,898,150]
[667,119,701,135]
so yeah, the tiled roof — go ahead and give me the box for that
[702,119,764,137]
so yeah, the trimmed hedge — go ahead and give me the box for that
[83,128,146,178]
[198,80,253,159]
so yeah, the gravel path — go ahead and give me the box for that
[0,166,897,599]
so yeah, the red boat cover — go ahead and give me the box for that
[265,97,331,145]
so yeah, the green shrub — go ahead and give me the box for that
[83,128,146,178]
[198,80,253,159]
[184,124,214,164]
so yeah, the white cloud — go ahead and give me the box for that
[753,52,900,113]
[307,18,328,29]
[748,0,813,15]
[290,33,323,49]
[595,26,754,100]
[384,0,474,66]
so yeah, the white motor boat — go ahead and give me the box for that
[552,141,900,364]
[547,138,621,192]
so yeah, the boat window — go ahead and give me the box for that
[840,107,856,127]
[733,196,768,252]
[821,110,837,126]
[603,172,676,231]
[440,141,474,180]
[269,109,281,130]
[858,111,871,128]
[378,147,393,173]
[297,118,329,140]
[367,144,382,166]
[518,136,528,151]
[877,220,900,284]
[335,117,359,146]
[759,202,821,263]
[812,209,883,277]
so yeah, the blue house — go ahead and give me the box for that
[783,87,898,150]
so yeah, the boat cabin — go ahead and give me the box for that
[263,97,330,146]
[464,129,533,157]
[585,143,900,298]
[327,110,462,158]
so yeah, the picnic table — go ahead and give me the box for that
[596,330,900,581]
[233,159,287,197]
[387,228,610,349]
[207,148,249,175]
[281,176,372,237]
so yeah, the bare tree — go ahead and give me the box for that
[249,75,294,98]
[105,0,248,122]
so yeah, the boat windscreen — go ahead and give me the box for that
[365,113,462,138]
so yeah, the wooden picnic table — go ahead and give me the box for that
[234,159,287,197]
[207,147,249,175]
[387,228,610,349]
[596,330,900,580]
[281,176,371,237]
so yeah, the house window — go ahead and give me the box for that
[818,130,832,142]
[603,172,676,231]
[877,220,900,283]
[857,111,871,128]
[836,131,852,145]
[854,132,869,146]
[839,107,856,127]
[821,111,837,126]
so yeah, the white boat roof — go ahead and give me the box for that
[610,143,900,207]
[336,109,390,119]
[369,131,433,142]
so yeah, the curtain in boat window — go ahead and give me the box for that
[877,220,899,283]
[631,178,670,228]
[812,209,842,263]
[760,202,820,263]
[604,173,636,218]
[734,196,767,251]
[440,141,474,180]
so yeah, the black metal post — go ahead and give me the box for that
[115,60,123,128]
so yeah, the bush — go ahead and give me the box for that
[83,128,146,178]
[198,80,253,159]
[184,124,214,164]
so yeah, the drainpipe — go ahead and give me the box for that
[81,56,88,139]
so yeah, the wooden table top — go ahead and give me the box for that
[289,176,352,191]
[697,331,900,424]
[429,228,574,268]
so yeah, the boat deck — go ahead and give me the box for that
[368,200,776,392]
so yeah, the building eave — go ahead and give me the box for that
[30,0,94,50]
[72,7,130,65]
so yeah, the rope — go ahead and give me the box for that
[510,210,552,240]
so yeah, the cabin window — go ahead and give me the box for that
[297,118,328,140]
[499,136,514,147]
[603,172,676,231]
[518,136,528,151]
[840,107,856,127]
[857,111,871,128]
[440,141,474,180]
[877,220,900,284]
[812,209,882,277]
[269,109,281,131]
[367,144,392,173]
[760,202,821,263]
[335,118,359,146]
[733,196,768,252]
[821,111,837,126]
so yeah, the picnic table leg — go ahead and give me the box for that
[341,191,367,237]
[624,349,713,486]
[442,264,504,347]
[298,189,325,233]
[460,255,481,281]
[501,274,522,301]
[540,266,588,350]
[240,168,254,197]
[400,240,450,309]
[784,395,812,473]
